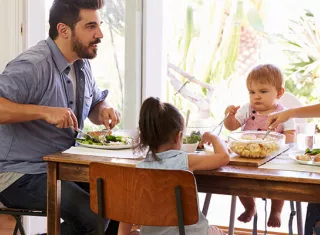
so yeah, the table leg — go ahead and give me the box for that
[47,162,61,235]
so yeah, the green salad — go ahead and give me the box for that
[305,148,320,155]
[183,131,202,144]
[76,134,131,146]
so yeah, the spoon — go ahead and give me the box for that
[212,112,229,135]
[262,129,272,140]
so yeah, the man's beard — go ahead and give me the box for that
[71,34,100,59]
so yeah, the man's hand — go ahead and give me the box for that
[225,105,240,116]
[43,107,78,129]
[99,107,120,129]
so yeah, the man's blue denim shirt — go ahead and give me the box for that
[0,37,108,174]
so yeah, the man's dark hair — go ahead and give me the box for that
[49,0,105,40]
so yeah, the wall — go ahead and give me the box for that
[0,0,45,71]
[0,1,15,71]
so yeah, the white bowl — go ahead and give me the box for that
[181,143,198,153]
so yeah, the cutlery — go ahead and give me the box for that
[262,129,272,140]
[72,127,103,143]
[212,113,229,135]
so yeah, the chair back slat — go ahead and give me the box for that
[89,162,199,226]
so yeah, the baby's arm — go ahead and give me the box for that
[224,105,241,131]
[118,222,132,235]
[188,132,230,172]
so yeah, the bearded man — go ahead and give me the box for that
[0,0,120,234]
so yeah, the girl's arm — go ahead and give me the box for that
[283,130,296,143]
[268,104,320,129]
[188,132,230,172]
[118,222,133,235]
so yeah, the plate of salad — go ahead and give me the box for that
[76,131,133,150]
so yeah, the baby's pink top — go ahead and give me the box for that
[242,104,285,133]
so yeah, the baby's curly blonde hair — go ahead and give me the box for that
[246,64,284,91]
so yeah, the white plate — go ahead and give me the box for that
[77,142,132,150]
[312,161,320,166]
[288,151,320,166]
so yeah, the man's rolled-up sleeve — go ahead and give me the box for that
[0,61,40,104]
[90,78,108,110]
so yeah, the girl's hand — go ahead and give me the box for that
[199,132,218,146]
[225,105,240,116]
[266,110,292,129]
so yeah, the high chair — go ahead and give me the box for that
[201,92,307,235]
[89,162,199,235]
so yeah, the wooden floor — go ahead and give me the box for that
[0,214,19,235]
[0,216,298,235]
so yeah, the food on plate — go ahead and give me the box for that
[314,154,320,162]
[76,131,132,146]
[228,131,285,158]
[296,154,312,161]
[183,131,201,144]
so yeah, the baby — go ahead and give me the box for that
[224,64,296,227]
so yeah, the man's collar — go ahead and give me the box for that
[46,37,85,74]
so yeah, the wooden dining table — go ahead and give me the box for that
[43,152,320,235]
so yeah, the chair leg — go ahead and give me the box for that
[97,178,105,235]
[228,196,237,235]
[252,213,258,235]
[13,215,26,235]
[263,199,267,235]
[175,186,185,235]
[13,223,19,235]
[202,193,212,217]
[289,201,296,235]
[296,201,303,235]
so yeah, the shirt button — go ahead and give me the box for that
[70,101,74,105]
[67,80,71,84]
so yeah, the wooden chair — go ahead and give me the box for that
[89,162,199,235]
[0,202,46,235]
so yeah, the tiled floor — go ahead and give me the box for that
[198,193,307,234]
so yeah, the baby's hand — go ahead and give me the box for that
[225,105,240,117]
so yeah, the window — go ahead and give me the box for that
[40,0,143,130]
[150,0,316,232]
[161,0,320,130]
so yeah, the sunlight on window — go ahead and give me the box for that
[164,0,320,131]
